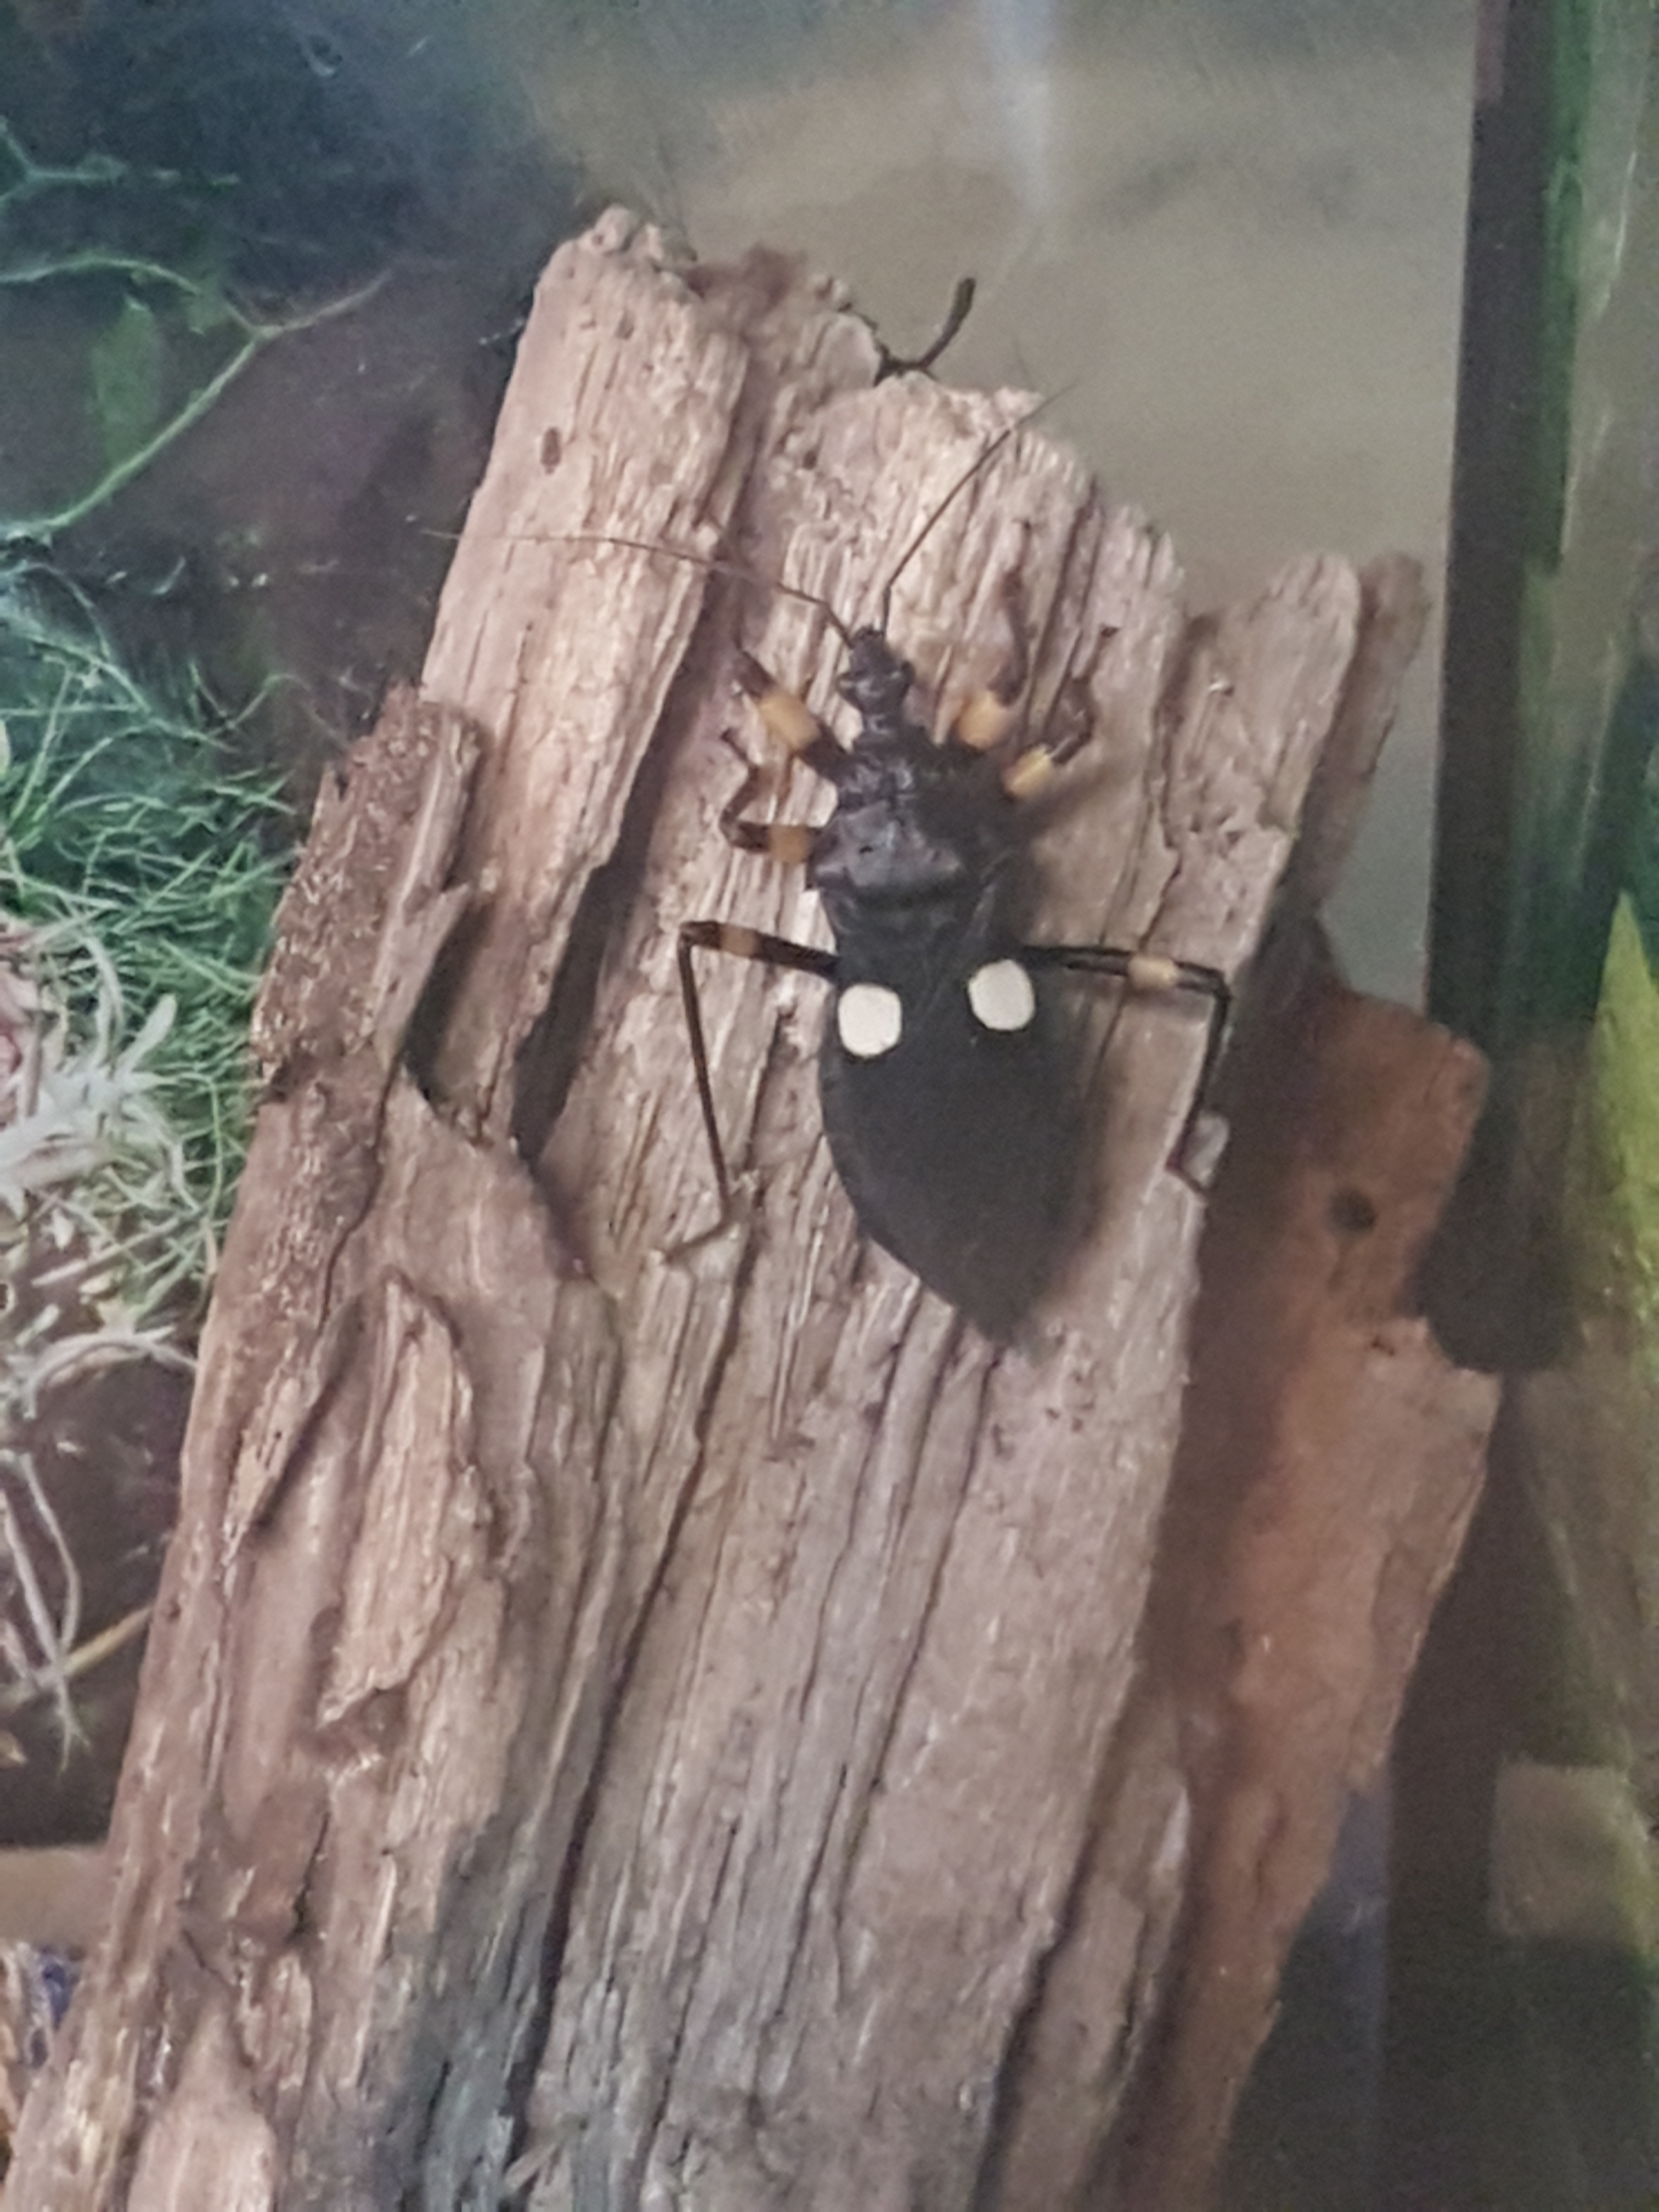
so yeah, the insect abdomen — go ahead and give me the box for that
[817,967,1074,1338]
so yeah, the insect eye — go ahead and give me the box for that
[966,960,1036,1032]
[837,981,904,1058]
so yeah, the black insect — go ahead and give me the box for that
[668,436,1232,1340]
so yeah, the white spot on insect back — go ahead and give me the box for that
[967,959,1036,1032]
[837,981,903,1058]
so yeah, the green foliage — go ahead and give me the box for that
[0,569,291,1264]
[87,295,167,469]
[1573,895,1659,1372]
[0,118,380,544]
[0,568,297,1747]
[1629,743,1659,973]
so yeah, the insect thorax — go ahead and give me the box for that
[810,778,1012,946]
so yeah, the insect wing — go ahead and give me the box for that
[818,964,1074,1336]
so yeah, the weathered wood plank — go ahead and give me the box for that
[8,212,1435,2211]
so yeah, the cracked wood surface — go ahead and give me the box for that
[9,212,1433,2210]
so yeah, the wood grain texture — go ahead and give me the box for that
[7,212,1435,2211]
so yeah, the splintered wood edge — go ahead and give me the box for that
[1286,552,1430,917]
[252,689,478,1080]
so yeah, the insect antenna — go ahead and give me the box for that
[561,532,853,647]
[875,392,1060,636]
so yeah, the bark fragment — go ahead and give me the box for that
[1103,972,1498,2211]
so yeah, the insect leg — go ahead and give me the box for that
[713,732,821,868]
[678,921,838,1209]
[998,668,1108,797]
[733,651,849,785]
[1024,944,1232,1159]
[946,566,1031,760]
